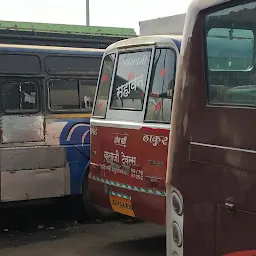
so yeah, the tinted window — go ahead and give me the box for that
[205,2,256,106]
[110,50,151,110]
[93,54,115,117]
[2,81,39,113]
[0,54,41,74]
[145,48,176,123]
[207,28,254,71]
[45,56,101,75]
[48,79,97,112]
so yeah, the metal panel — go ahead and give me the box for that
[0,165,70,202]
[2,115,44,143]
[0,145,66,171]
[45,119,68,145]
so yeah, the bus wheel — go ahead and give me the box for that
[81,171,117,222]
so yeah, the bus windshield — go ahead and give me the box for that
[110,50,151,111]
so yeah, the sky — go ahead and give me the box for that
[0,0,191,33]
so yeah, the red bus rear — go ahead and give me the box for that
[89,35,181,225]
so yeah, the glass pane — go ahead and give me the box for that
[49,79,79,110]
[2,82,20,111]
[145,48,176,123]
[205,2,256,106]
[79,80,97,110]
[93,54,115,117]
[21,82,38,110]
[45,56,101,75]
[207,28,254,71]
[0,54,41,74]
[110,50,151,110]
[2,81,38,112]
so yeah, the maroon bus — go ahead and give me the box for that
[166,0,256,256]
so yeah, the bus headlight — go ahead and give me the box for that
[172,222,182,247]
[172,192,183,216]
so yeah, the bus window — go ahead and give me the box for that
[0,54,41,75]
[110,50,151,110]
[48,79,96,112]
[145,48,176,123]
[205,8,255,106]
[2,80,39,113]
[49,79,79,110]
[93,54,115,118]
[45,55,101,75]
[207,28,254,71]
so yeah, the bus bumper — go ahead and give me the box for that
[88,174,166,225]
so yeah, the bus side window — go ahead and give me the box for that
[93,54,115,118]
[48,79,97,112]
[145,48,176,123]
[205,23,255,106]
[48,79,79,110]
[2,80,39,113]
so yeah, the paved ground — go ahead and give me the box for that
[0,202,165,256]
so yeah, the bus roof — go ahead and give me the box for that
[0,43,105,54]
[0,20,136,37]
[105,35,182,53]
[189,0,230,11]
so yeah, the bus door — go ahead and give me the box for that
[91,45,177,223]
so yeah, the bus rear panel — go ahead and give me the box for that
[90,35,181,225]
[166,1,256,255]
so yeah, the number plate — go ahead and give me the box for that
[109,194,135,217]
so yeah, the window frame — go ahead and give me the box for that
[203,0,256,108]
[144,47,178,124]
[109,48,153,112]
[92,52,117,119]
[44,54,102,77]
[0,53,42,75]
[47,78,98,113]
[1,79,41,115]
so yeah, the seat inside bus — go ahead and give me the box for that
[208,71,256,105]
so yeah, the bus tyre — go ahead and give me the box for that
[82,172,117,221]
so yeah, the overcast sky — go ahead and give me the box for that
[0,0,191,33]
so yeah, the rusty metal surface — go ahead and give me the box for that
[0,145,66,171]
[166,0,256,255]
[1,165,70,202]
[1,115,44,143]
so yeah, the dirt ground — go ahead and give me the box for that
[0,203,165,256]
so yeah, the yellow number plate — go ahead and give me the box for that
[109,194,135,217]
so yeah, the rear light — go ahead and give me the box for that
[172,192,183,216]
[172,222,183,247]
[168,186,183,256]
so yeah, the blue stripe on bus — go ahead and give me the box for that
[59,118,91,195]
